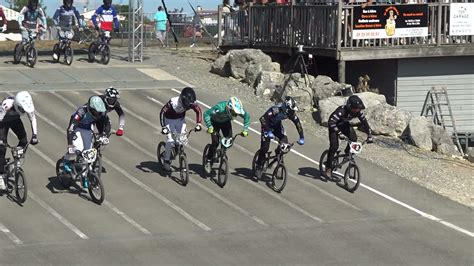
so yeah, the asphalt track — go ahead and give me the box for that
[0,55,472,265]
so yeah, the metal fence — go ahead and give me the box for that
[221,2,474,49]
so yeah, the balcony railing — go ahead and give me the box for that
[220,2,473,50]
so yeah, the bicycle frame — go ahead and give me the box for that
[331,135,366,170]
[169,130,194,160]
[4,144,28,178]
[262,141,294,170]
[214,133,240,159]
[57,28,74,50]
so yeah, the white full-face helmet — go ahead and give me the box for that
[1,98,14,112]
[15,91,35,113]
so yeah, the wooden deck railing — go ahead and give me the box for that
[220,2,473,51]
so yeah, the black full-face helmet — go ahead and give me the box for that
[103,0,112,8]
[179,87,196,109]
[63,0,73,8]
[28,0,39,10]
[346,95,365,114]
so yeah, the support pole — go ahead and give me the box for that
[128,0,144,62]
[338,60,346,84]
[217,5,223,47]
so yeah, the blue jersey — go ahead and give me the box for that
[91,5,119,31]
[53,6,82,29]
[260,104,304,138]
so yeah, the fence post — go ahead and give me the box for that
[336,0,342,53]
[248,5,252,46]
[437,1,442,46]
[217,5,223,47]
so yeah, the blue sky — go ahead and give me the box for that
[1,0,221,16]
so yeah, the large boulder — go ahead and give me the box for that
[467,148,474,163]
[318,96,347,125]
[408,116,433,151]
[244,62,280,87]
[254,71,286,97]
[357,92,386,107]
[364,103,412,137]
[311,75,346,104]
[431,124,460,156]
[228,49,273,79]
[211,54,230,77]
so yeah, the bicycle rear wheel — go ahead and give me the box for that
[26,46,37,68]
[344,163,361,193]
[271,164,287,193]
[217,155,228,188]
[179,153,189,186]
[56,159,72,189]
[15,169,27,204]
[88,173,104,205]
[93,155,102,179]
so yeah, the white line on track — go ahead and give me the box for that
[169,88,474,238]
[33,106,211,232]
[142,95,322,222]
[0,222,23,245]
[29,145,152,236]
[102,158,211,231]
[29,191,89,240]
[118,134,268,227]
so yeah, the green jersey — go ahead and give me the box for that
[204,101,250,130]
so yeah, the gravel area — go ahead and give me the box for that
[125,46,474,207]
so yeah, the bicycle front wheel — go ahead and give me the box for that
[88,173,104,205]
[26,46,37,68]
[15,169,27,204]
[157,141,166,167]
[52,43,60,62]
[13,43,22,64]
[344,163,361,193]
[319,150,329,178]
[101,45,110,65]
[271,164,287,193]
[252,150,259,178]
[64,45,73,65]
[217,155,228,188]
[202,144,211,174]
[179,153,189,186]
[88,42,97,62]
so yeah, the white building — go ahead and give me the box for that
[0,5,20,21]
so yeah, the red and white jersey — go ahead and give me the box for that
[91,5,119,32]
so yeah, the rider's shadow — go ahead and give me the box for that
[298,167,327,183]
[136,161,167,177]
[188,163,207,178]
[232,167,259,183]
[76,58,91,63]
[46,176,83,195]
[38,59,58,64]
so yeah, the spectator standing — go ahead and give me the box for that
[154,6,167,47]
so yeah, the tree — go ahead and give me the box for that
[12,0,47,12]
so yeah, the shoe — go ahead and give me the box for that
[204,160,211,174]
[324,167,333,178]
[64,161,72,173]
[82,177,89,189]
[163,160,171,172]
[53,53,58,60]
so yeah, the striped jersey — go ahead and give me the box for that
[91,5,119,32]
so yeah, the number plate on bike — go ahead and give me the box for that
[82,148,98,163]
[349,142,363,154]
